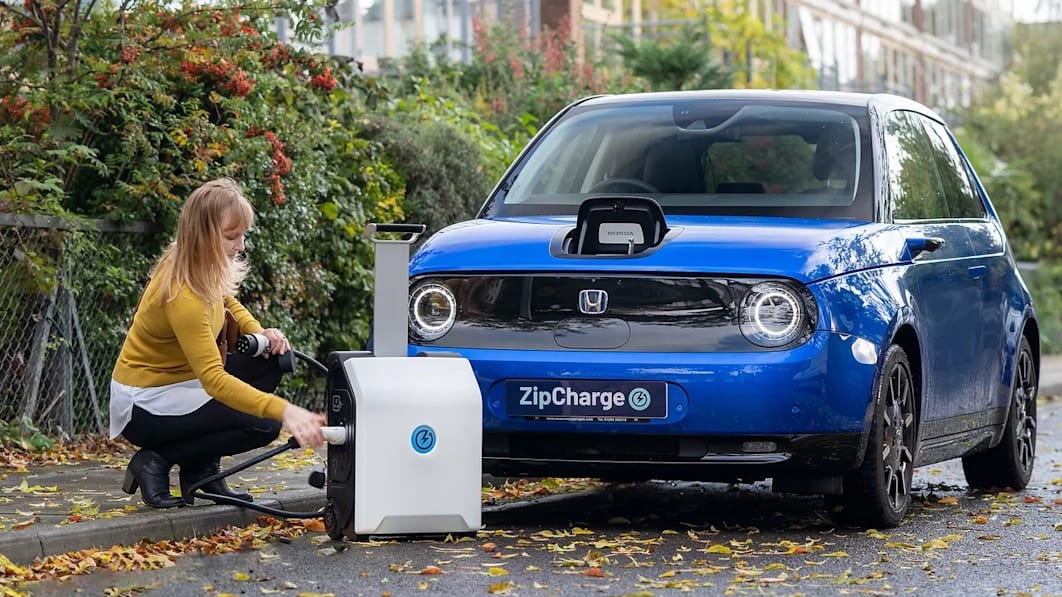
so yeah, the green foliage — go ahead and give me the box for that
[700,5,814,90]
[607,4,814,92]
[954,130,1045,260]
[1011,22,1062,96]
[387,18,636,136]
[1025,264,1062,354]
[385,78,528,183]
[614,27,732,91]
[962,72,1062,260]
[362,116,494,236]
[0,418,56,451]
[0,0,400,356]
[957,31,1062,351]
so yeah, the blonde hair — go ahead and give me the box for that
[151,178,255,305]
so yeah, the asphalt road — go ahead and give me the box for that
[28,397,1062,596]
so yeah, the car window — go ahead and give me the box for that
[706,135,819,193]
[884,110,950,221]
[919,118,987,219]
[490,101,873,221]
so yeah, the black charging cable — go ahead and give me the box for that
[186,348,330,517]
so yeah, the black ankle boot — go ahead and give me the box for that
[122,449,185,509]
[179,458,253,505]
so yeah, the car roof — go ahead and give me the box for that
[576,89,945,124]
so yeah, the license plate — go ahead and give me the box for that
[506,380,668,420]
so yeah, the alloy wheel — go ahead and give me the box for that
[881,360,915,512]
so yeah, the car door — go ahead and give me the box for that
[881,110,982,427]
[920,117,1006,417]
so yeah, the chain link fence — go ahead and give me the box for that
[1,214,325,439]
[0,214,159,438]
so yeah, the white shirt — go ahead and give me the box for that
[109,378,214,439]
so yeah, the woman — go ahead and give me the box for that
[110,178,325,508]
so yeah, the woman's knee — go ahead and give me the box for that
[252,419,282,443]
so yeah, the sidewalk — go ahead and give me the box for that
[0,444,330,564]
[2,354,1062,566]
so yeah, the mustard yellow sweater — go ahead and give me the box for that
[112,277,289,421]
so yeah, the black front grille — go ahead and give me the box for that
[413,274,787,352]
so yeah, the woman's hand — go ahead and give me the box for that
[260,328,291,356]
[281,403,327,448]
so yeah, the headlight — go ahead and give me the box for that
[739,282,811,348]
[409,283,456,341]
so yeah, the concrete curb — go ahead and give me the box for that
[1,476,522,564]
[0,489,326,565]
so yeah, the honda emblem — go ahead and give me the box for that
[578,289,609,315]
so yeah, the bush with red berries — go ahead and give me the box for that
[0,0,403,353]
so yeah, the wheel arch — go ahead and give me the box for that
[1022,316,1041,385]
[890,323,923,454]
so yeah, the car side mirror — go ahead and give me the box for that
[902,236,946,261]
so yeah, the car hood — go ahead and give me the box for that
[410,216,905,283]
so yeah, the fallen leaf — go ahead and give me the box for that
[487,581,514,594]
[2,479,59,494]
[418,565,444,575]
[487,567,509,576]
[584,567,605,577]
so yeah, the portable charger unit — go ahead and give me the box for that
[321,224,482,540]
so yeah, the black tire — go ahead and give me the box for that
[829,344,917,528]
[962,335,1037,490]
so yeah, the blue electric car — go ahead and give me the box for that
[405,90,1039,527]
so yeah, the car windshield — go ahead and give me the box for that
[485,99,873,221]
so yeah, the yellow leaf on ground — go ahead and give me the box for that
[487,581,514,594]
[487,567,509,576]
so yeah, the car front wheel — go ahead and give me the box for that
[829,343,917,528]
[961,335,1037,490]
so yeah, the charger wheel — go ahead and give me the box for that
[324,498,344,540]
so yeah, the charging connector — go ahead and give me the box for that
[321,426,347,445]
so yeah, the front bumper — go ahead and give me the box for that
[413,330,879,478]
[482,431,864,481]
